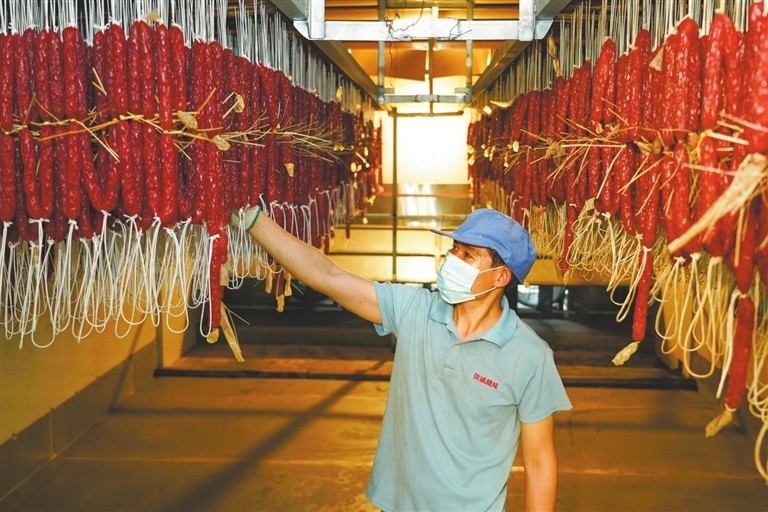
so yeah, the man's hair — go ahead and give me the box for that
[489,248,505,268]
[488,248,519,286]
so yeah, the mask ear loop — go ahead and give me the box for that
[470,263,509,299]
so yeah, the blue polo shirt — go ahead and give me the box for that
[365,282,572,512]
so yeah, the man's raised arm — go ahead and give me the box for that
[240,208,381,325]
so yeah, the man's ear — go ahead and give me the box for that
[497,266,513,287]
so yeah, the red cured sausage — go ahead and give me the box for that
[559,203,577,271]
[120,120,143,217]
[698,137,726,256]
[260,65,278,130]
[679,18,701,138]
[186,40,207,224]
[207,232,228,331]
[15,29,37,123]
[722,18,744,123]
[168,25,188,114]
[46,28,65,120]
[91,29,109,124]
[724,296,755,411]
[728,204,757,294]
[624,30,651,142]
[158,133,178,226]
[137,20,156,120]
[0,133,17,222]
[640,45,663,143]
[664,142,700,257]
[278,72,296,206]
[20,127,54,219]
[34,30,52,121]
[631,250,653,342]
[143,123,161,218]
[615,52,631,141]
[13,141,33,242]
[0,32,18,132]
[84,126,120,213]
[156,23,173,131]
[127,21,142,115]
[659,153,677,245]
[205,41,226,233]
[590,38,616,129]
[234,55,253,209]
[757,189,768,288]
[640,153,660,248]
[249,63,265,206]
[597,145,619,216]
[62,130,82,220]
[615,144,636,236]
[660,32,680,148]
[701,14,727,131]
[222,48,239,213]
[62,26,88,120]
[108,23,129,117]
[744,2,768,154]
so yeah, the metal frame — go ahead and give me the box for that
[270,0,571,106]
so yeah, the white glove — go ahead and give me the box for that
[231,205,262,231]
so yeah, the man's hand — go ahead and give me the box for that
[231,205,262,231]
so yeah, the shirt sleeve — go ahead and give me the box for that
[518,347,573,423]
[372,282,434,339]
[372,282,395,337]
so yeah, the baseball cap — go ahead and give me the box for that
[431,208,537,281]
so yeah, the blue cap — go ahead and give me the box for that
[431,208,537,281]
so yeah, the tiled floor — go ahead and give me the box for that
[2,303,767,511]
[1,376,766,512]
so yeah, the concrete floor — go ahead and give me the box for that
[1,374,766,512]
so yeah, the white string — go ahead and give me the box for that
[88,213,114,333]
[300,203,311,244]
[748,286,768,419]
[715,289,743,398]
[287,203,300,239]
[113,215,148,338]
[2,242,17,340]
[5,241,26,341]
[142,218,163,327]
[0,222,12,335]
[13,241,34,348]
[49,220,79,337]
[75,219,108,337]
[197,232,217,337]
[102,215,124,324]
[71,238,97,343]
[158,224,191,334]
[188,224,211,310]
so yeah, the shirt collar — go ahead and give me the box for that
[429,294,518,347]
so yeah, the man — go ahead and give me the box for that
[234,206,572,511]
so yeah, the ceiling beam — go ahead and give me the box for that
[270,0,380,104]
[271,0,572,106]
[292,18,555,42]
[472,0,571,98]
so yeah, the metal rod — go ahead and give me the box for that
[391,108,399,281]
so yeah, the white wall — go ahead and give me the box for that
[0,316,157,444]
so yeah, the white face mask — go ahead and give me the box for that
[436,252,503,304]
